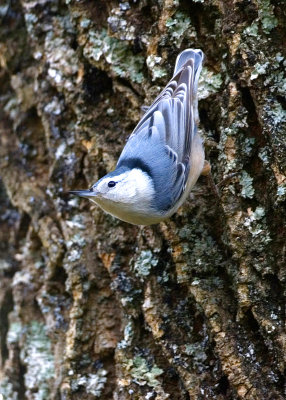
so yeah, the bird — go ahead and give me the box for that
[70,49,207,225]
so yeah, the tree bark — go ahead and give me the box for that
[0,0,285,399]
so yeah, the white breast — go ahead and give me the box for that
[94,169,163,225]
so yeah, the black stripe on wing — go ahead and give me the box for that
[163,145,186,208]
[131,61,195,168]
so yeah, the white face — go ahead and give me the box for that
[91,168,155,208]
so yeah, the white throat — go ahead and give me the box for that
[92,169,158,224]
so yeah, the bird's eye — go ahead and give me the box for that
[108,181,116,188]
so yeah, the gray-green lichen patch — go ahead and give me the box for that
[218,107,250,173]
[198,68,223,100]
[65,231,86,263]
[243,0,278,37]
[0,259,11,273]
[257,0,278,34]
[235,36,286,170]
[242,138,255,157]
[247,52,285,95]
[243,22,259,37]
[132,250,158,279]
[0,378,18,400]
[83,29,145,83]
[7,321,22,344]
[126,356,164,387]
[165,11,196,48]
[3,97,19,121]
[223,111,249,135]
[250,62,269,81]
[263,100,286,129]
[157,270,169,284]
[239,171,255,199]
[244,207,272,255]
[261,99,286,170]
[146,55,167,81]
[20,321,55,400]
[107,5,135,41]
[184,342,207,368]
[24,13,38,35]
[70,370,108,397]
[258,147,271,165]
[66,233,86,249]
[45,17,79,92]
[177,222,223,281]
[43,97,64,116]
[65,214,87,230]
[66,248,82,262]
[117,320,134,349]
[276,183,286,202]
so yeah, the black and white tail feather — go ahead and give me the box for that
[117,49,205,214]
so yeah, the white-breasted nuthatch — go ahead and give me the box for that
[70,49,206,225]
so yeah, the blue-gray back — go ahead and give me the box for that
[117,49,204,212]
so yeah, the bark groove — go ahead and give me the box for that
[0,0,285,399]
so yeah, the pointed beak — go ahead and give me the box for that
[69,189,98,198]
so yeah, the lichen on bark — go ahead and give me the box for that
[0,0,285,399]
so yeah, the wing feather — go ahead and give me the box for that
[117,49,204,212]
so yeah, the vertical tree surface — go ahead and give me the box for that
[0,0,285,399]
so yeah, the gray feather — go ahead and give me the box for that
[117,49,204,212]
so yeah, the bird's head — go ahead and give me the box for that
[70,167,155,221]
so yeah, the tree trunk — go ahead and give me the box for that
[0,0,285,399]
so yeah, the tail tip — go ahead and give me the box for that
[174,48,204,75]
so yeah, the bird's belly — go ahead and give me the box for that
[93,197,164,225]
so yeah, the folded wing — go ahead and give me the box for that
[117,49,204,212]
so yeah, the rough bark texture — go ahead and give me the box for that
[0,0,285,399]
